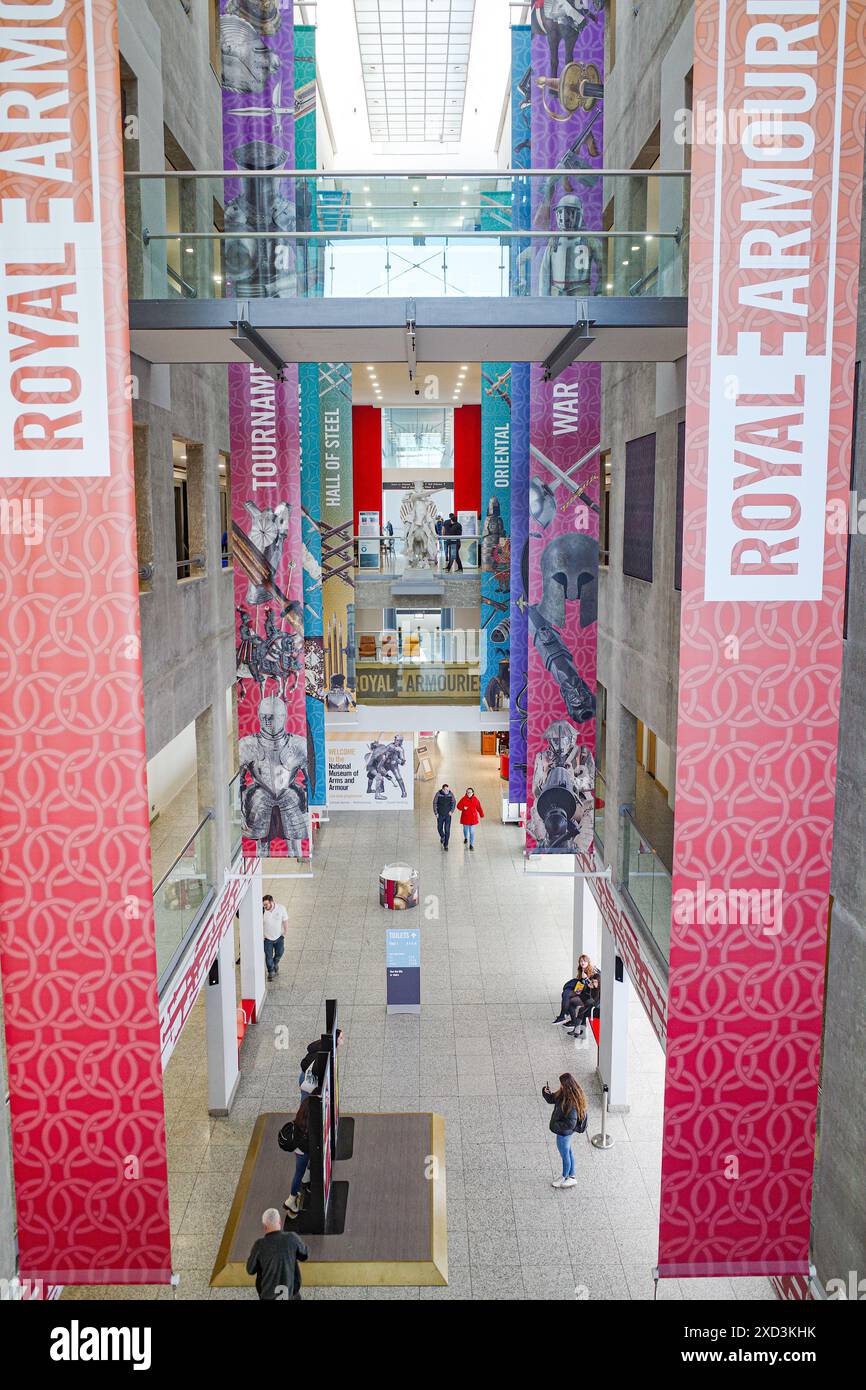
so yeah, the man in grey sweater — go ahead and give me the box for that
[246,1207,309,1300]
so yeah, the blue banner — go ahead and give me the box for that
[300,362,326,805]
[480,365,512,713]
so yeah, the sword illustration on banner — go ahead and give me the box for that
[530,442,600,528]
[228,81,293,136]
[319,363,352,403]
[232,520,303,632]
[482,368,512,409]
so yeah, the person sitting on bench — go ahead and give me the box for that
[567,966,601,1037]
[552,954,596,1024]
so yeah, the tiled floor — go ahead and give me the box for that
[68,732,773,1301]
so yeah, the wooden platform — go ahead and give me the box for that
[210,1112,447,1288]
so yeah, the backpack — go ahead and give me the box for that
[277,1120,299,1152]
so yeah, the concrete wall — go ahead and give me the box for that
[596,0,692,890]
[812,232,866,1287]
[121,0,235,797]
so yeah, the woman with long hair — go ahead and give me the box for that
[567,961,601,1037]
[552,953,596,1025]
[542,1072,588,1188]
[283,1096,311,1218]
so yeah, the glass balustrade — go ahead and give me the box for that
[620,807,672,963]
[354,533,480,574]
[228,773,244,865]
[356,626,480,705]
[153,813,217,990]
[123,171,690,301]
[594,768,606,855]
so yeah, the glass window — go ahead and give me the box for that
[382,407,454,468]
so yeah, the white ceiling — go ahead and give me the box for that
[352,360,480,404]
[311,0,521,169]
[353,0,476,144]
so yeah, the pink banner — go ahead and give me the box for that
[525,6,604,854]
[659,0,866,1278]
[231,365,309,858]
[219,2,309,858]
[0,0,171,1283]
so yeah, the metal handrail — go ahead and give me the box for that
[620,804,669,866]
[144,228,681,242]
[125,168,692,179]
[153,810,214,898]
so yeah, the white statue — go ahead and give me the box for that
[400,485,439,568]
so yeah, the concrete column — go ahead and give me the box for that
[239,862,266,1021]
[573,878,602,973]
[598,925,631,1113]
[206,926,240,1116]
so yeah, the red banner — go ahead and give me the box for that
[659,0,866,1277]
[0,0,171,1282]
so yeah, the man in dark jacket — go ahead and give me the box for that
[246,1208,309,1300]
[444,513,463,572]
[433,783,456,849]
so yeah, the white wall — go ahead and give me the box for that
[146,721,197,819]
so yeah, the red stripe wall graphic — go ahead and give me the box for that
[0,0,171,1283]
[658,0,866,1279]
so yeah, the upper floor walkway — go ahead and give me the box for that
[125,168,689,368]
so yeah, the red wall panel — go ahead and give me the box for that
[454,405,481,515]
[352,406,382,531]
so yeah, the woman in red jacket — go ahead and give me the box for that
[456,787,485,850]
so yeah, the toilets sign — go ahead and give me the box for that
[0,0,112,476]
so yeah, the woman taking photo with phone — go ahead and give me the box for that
[542,1073,588,1188]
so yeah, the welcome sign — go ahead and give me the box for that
[659,0,866,1279]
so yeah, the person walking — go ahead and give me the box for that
[283,1096,311,1219]
[457,786,484,850]
[542,1073,588,1189]
[245,1208,309,1300]
[445,512,463,572]
[262,894,288,981]
[433,782,456,850]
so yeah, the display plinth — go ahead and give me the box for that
[210,1112,447,1288]
[379,862,419,910]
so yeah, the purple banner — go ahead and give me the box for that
[509,23,530,804]
[220,1,308,857]
[526,1,603,853]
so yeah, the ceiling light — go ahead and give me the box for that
[367,364,374,371]
[606,282,613,290]
[645,234,654,242]
[631,245,640,252]
[623,260,630,266]
[363,186,370,192]
[185,246,194,254]
[413,185,419,192]
[366,201,372,207]
[462,185,469,193]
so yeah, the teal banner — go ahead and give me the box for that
[480,365,512,713]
